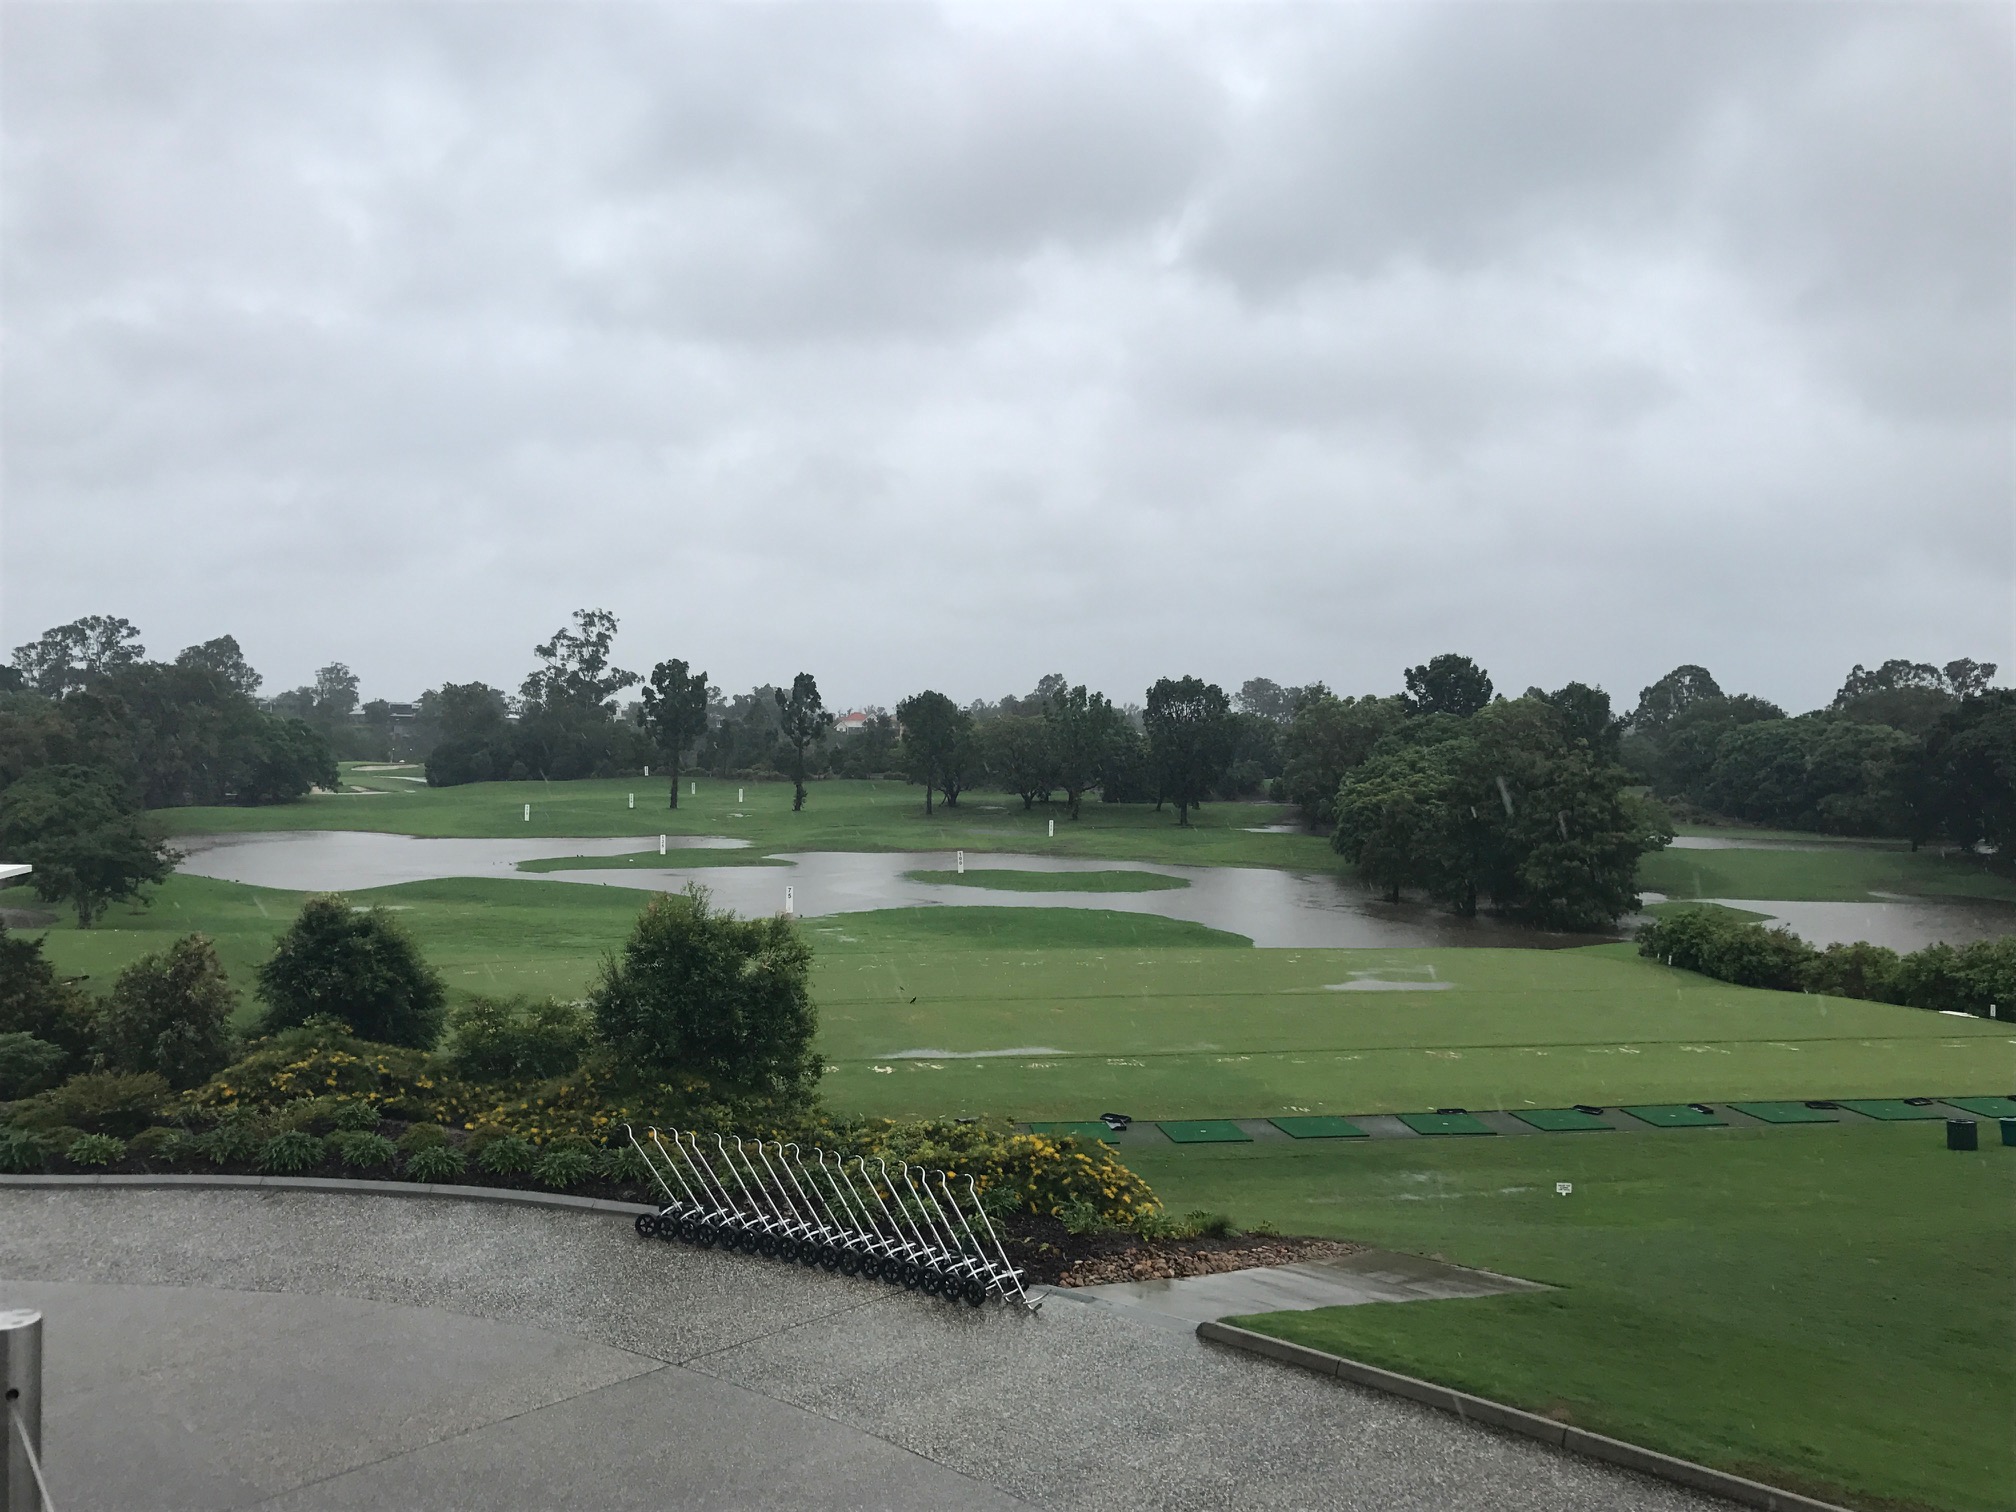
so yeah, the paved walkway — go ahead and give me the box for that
[0,1188,1728,1510]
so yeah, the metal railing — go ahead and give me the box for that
[625,1126,1039,1311]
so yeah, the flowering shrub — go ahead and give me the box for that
[844,1119,1157,1228]
[181,1024,480,1124]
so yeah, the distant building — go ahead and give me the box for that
[832,710,872,734]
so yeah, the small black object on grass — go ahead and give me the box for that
[1434,1107,1469,1115]
[1946,1119,1979,1152]
[1805,1100,1839,1110]
[1099,1113,1132,1131]
[1688,1103,1717,1116]
[2002,1118,2016,1147]
[1905,1097,1935,1106]
[1573,1105,1604,1115]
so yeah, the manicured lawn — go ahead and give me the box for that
[516,849,789,872]
[1124,1129,2015,1512]
[901,868,1188,892]
[1640,842,2016,904]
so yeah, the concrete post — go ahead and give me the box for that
[1,1307,43,1512]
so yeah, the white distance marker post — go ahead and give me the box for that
[957,850,965,875]
[1556,1182,1573,1196]
[738,788,744,803]
[1048,819,1055,838]
[628,793,635,809]
[523,803,531,822]
[784,885,795,916]
[645,765,650,777]
[659,835,668,855]
[691,781,696,797]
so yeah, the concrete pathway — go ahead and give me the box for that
[0,1187,1729,1511]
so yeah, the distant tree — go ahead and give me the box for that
[1535,682,1619,754]
[1942,658,1998,699]
[313,664,360,727]
[1631,664,1724,732]
[8,616,146,698]
[1639,693,1786,799]
[1280,693,1407,826]
[1404,654,1493,718]
[1332,742,1452,903]
[515,609,638,780]
[640,659,712,809]
[1097,725,1157,804]
[981,715,1056,809]
[0,764,174,925]
[98,934,239,1088]
[938,716,980,808]
[773,673,833,811]
[1144,677,1235,826]
[1046,685,1126,818]
[174,635,262,696]
[234,717,338,803]
[1902,691,2016,851]
[588,885,819,1100]
[256,895,448,1048]
[895,690,967,815]
[1234,678,1296,724]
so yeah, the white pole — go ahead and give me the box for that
[784,885,795,916]
[691,781,696,797]
[645,764,650,777]
[957,850,965,875]
[523,803,531,822]
[1048,819,1055,838]
[659,835,668,855]
[738,788,744,803]
[628,793,635,809]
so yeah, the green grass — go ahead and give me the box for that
[1125,1129,2015,1512]
[160,773,1333,870]
[515,849,789,873]
[1639,899,1776,924]
[901,868,1188,892]
[1640,843,2016,904]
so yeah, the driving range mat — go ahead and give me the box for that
[1511,1108,1613,1132]
[1398,1112,1494,1136]
[1026,1121,1119,1144]
[1943,1097,2016,1119]
[1838,1100,1948,1121]
[1269,1116,1369,1139]
[1730,1102,1839,1124]
[1158,1120,1253,1144]
[1622,1104,1725,1128]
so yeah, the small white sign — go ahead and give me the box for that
[784,885,795,915]
[957,850,965,874]
[628,793,635,809]
[644,764,650,777]
[659,835,668,855]
[739,788,745,803]
[523,803,530,822]
[1048,819,1055,837]
[1556,1182,1573,1196]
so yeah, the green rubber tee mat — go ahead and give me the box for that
[1158,1120,1253,1144]
[1622,1104,1725,1128]
[1026,1121,1119,1144]
[1944,1096,2016,1119]
[1397,1112,1494,1136]
[1838,1100,1948,1121]
[1731,1102,1839,1124]
[1269,1116,1369,1139]
[1511,1108,1613,1132]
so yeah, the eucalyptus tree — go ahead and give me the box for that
[641,658,713,808]
[774,673,834,811]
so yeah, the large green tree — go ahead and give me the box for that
[256,895,448,1048]
[981,714,1056,810]
[641,659,712,809]
[0,764,174,925]
[1144,676,1234,826]
[1046,684,1125,818]
[98,934,239,1088]
[895,690,968,815]
[515,608,638,780]
[774,673,833,812]
[8,615,145,698]
[1403,654,1493,718]
[589,885,818,1100]
[1280,693,1407,826]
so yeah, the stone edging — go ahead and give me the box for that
[0,1172,655,1218]
[1196,1320,1850,1512]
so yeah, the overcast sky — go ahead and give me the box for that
[4,2,2009,715]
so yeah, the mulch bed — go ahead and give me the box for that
[995,1210,1362,1287]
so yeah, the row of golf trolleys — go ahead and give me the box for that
[625,1126,1040,1311]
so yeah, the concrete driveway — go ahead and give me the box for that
[0,1187,1726,1510]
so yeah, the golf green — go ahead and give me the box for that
[1838,1099,1947,1121]
[1622,1105,1724,1128]
[1731,1102,1838,1124]
[1269,1116,1368,1139]
[1510,1108,1612,1132]
[1157,1120,1252,1144]
[1025,1121,1118,1144]
[1397,1112,1494,1136]
[1943,1096,2016,1119]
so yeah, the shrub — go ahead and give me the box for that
[589,886,820,1101]
[97,935,240,1089]
[850,1119,1158,1228]
[182,1023,478,1124]
[0,923,94,1057]
[531,1144,595,1189]
[8,1071,171,1137]
[1636,908,1814,991]
[1058,1199,1116,1236]
[442,996,591,1083]
[126,1126,187,1163]
[0,1127,51,1173]
[65,1132,126,1166]
[592,1143,648,1184]
[330,1099,382,1132]
[197,1113,265,1166]
[396,1122,448,1154]
[1190,1211,1238,1238]
[257,1130,328,1174]
[475,1134,537,1175]
[0,1033,69,1101]
[403,1143,468,1182]
[1802,940,1903,1001]
[328,1130,397,1170]
[255,895,448,1048]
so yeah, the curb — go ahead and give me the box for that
[0,1172,656,1218]
[1196,1320,1851,1512]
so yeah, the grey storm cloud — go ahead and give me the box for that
[2,1,2008,714]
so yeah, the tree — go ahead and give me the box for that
[256,895,448,1048]
[9,615,146,698]
[1903,691,2016,850]
[1280,693,1406,826]
[98,934,239,1088]
[773,673,833,812]
[981,715,1056,810]
[1046,685,1125,818]
[1403,654,1493,718]
[640,659,712,809]
[938,716,979,808]
[1535,682,1619,755]
[1331,742,1451,903]
[895,690,967,814]
[1630,664,1723,732]
[588,886,819,1100]
[0,764,174,925]
[0,922,94,1060]
[1234,678,1296,724]
[516,608,638,780]
[1943,658,1998,700]
[234,716,338,803]
[174,635,262,696]
[1144,676,1234,826]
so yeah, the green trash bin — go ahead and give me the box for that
[2002,1118,2016,1147]
[1947,1119,1979,1151]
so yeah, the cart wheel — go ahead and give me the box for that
[820,1246,842,1273]
[634,1213,658,1238]
[696,1223,719,1249]
[901,1262,923,1291]
[677,1217,699,1243]
[839,1251,862,1277]
[963,1277,987,1307]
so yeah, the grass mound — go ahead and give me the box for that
[903,868,1188,893]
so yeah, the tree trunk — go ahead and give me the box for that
[792,745,806,811]
[668,756,679,809]
[1176,798,1190,827]
[924,766,934,815]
